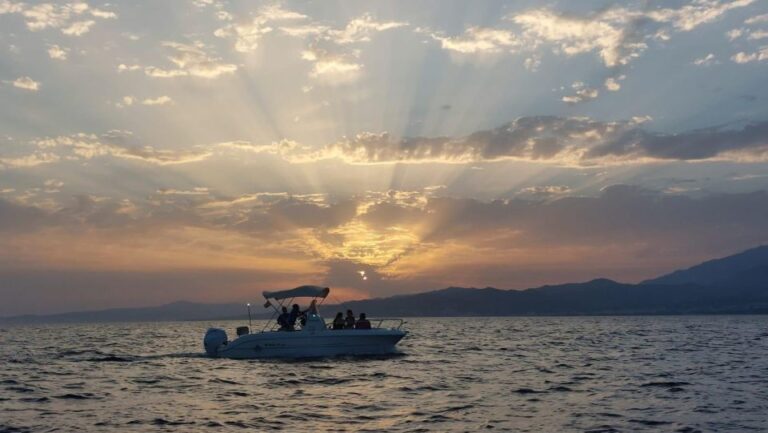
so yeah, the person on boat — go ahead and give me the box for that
[277,306,291,331]
[288,304,302,330]
[344,309,356,329]
[355,313,371,329]
[332,312,345,330]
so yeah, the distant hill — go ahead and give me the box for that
[642,245,768,287]
[338,278,768,317]
[2,245,768,324]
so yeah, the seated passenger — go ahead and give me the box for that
[332,312,345,330]
[344,309,356,329]
[355,313,371,330]
[277,306,291,331]
[287,304,301,330]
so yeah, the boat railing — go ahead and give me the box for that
[322,318,405,330]
[373,318,405,330]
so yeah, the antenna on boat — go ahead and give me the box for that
[246,303,252,330]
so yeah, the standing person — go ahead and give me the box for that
[355,313,371,329]
[332,312,345,330]
[344,309,356,329]
[277,306,291,331]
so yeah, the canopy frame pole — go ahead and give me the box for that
[261,298,283,333]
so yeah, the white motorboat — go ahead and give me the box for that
[203,285,407,359]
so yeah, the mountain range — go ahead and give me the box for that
[3,245,768,324]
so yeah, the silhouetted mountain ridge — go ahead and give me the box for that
[2,246,767,323]
[643,245,768,288]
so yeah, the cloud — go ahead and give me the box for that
[145,41,238,78]
[726,28,745,40]
[216,138,308,156]
[429,27,519,54]
[350,186,768,291]
[0,1,24,14]
[517,185,572,199]
[2,184,768,313]
[324,14,407,44]
[604,76,625,91]
[0,152,59,168]
[562,81,599,104]
[192,0,223,8]
[523,55,541,71]
[0,1,116,36]
[280,24,329,38]
[141,95,173,106]
[693,53,718,66]
[214,6,406,69]
[6,116,768,169]
[727,17,768,41]
[299,116,768,166]
[214,4,307,52]
[363,187,768,292]
[47,44,68,60]
[262,11,406,82]
[745,13,768,25]
[731,47,768,63]
[428,1,754,69]
[117,63,141,72]
[23,132,213,165]
[511,1,753,66]
[511,8,645,67]
[645,0,755,31]
[116,96,173,107]
[61,19,94,36]
[213,19,273,53]
[301,47,362,81]
[9,76,40,91]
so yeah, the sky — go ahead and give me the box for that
[1,0,768,315]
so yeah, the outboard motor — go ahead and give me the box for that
[236,326,249,336]
[203,328,227,357]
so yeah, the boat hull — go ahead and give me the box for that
[212,329,407,359]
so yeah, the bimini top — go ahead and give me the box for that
[263,285,330,300]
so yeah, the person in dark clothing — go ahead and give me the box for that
[355,313,371,330]
[277,306,291,331]
[344,309,356,329]
[332,312,345,330]
[288,304,302,330]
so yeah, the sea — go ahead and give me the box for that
[2,316,768,432]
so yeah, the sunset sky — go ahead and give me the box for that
[2,0,768,315]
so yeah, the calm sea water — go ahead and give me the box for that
[2,316,768,432]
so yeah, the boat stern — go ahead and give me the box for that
[203,328,228,357]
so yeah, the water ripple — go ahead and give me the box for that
[1,317,768,431]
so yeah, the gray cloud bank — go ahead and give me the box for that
[314,117,768,166]
[4,117,768,170]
